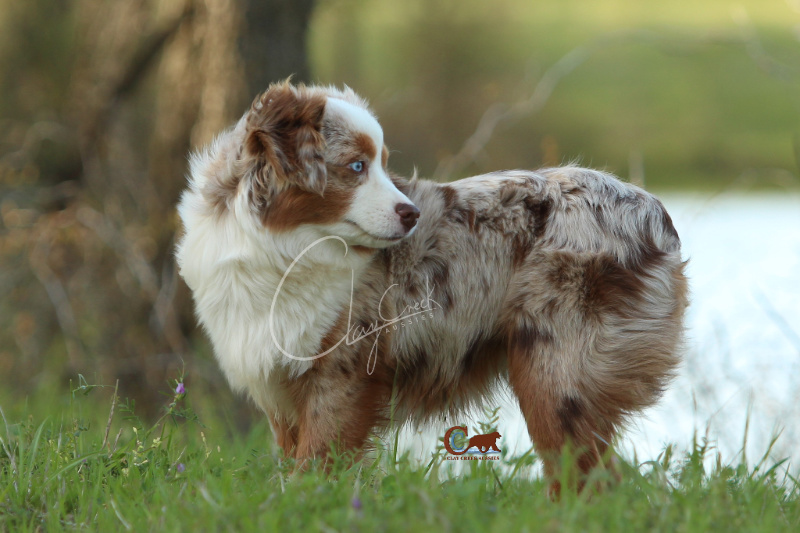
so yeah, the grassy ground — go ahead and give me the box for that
[1,379,799,532]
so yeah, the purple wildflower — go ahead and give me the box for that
[351,497,362,511]
[176,463,186,473]
[175,382,186,395]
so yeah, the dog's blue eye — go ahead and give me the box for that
[348,161,365,173]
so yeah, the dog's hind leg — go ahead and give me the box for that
[506,249,685,496]
[507,321,620,498]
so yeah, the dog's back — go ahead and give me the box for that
[378,168,686,425]
[371,167,686,495]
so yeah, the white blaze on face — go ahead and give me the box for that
[325,97,417,245]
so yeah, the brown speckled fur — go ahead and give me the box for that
[178,83,688,495]
[267,167,687,493]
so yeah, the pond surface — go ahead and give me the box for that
[400,192,800,468]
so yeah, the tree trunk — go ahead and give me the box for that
[0,0,317,420]
[239,0,316,97]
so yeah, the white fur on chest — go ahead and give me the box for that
[177,187,365,414]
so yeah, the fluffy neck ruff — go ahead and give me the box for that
[177,171,374,414]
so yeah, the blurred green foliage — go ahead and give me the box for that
[0,0,74,121]
[0,0,799,416]
[311,0,800,189]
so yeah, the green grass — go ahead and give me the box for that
[1,379,799,531]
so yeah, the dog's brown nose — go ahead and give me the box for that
[395,203,420,231]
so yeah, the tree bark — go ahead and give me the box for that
[239,0,316,97]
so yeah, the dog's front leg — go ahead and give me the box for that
[291,369,389,467]
[269,414,299,458]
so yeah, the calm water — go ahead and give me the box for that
[400,192,800,468]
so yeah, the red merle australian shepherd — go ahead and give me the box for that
[176,81,688,494]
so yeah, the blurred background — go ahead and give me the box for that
[0,0,798,462]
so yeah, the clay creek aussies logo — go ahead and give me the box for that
[443,426,502,461]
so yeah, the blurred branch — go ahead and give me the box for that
[434,43,592,179]
[115,3,196,102]
[733,8,799,83]
[76,206,159,299]
[153,245,190,357]
[76,206,188,356]
[81,1,195,152]
[28,238,85,369]
[434,23,800,180]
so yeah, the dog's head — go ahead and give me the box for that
[235,81,419,248]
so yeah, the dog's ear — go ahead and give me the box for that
[245,82,327,195]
